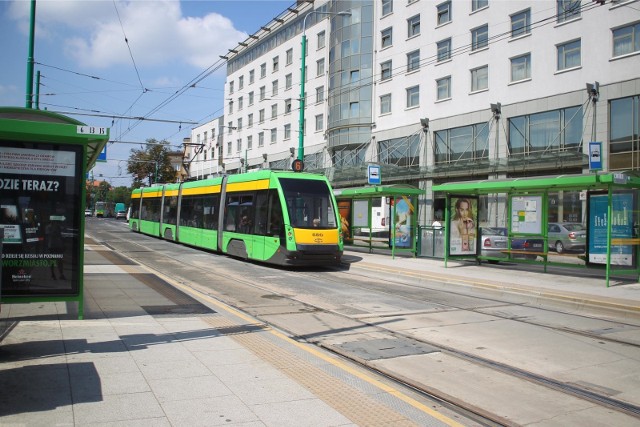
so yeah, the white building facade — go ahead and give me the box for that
[191,0,640,226]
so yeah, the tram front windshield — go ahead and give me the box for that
[279,178,337,229]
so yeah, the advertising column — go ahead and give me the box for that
[1,142,83,296]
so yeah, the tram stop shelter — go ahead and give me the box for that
[0,107,109,319]
[433,173,640,287]
[334,184,425,258]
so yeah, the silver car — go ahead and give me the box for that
[548,222,586,253]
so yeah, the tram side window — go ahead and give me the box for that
[267,192,284,237]
[180,195,204,228]
[203,195,219,230]
[225,194,255,233]
[130,199,139,219]
[254,192,269,235]
[164,195,178,225]
[141,197,161,221]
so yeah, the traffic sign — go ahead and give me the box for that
[368,164,381,185]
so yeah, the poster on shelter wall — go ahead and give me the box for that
[1,142,83,296]
[337,199,352,244]
[588,192,635,267]
[392,196,414,248]
[449,196,478,256]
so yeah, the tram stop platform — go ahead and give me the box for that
[1,240,640,426]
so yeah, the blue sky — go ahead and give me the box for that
[0,0,292,185]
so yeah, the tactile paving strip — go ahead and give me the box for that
[203,316,419,427]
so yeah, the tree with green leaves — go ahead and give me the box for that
[127,139,177,187]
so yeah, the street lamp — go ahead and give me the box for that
[298,9,351,165]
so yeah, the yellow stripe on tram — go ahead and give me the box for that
[226,179,270,192]
[181,185,221,196]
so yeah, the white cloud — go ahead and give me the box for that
[8,0,247,70]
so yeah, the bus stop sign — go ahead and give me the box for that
[368,164,381,185]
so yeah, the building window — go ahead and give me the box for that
[315,114,324,131]
[229,81,234,94]
[350,102,359,117]
[317,31,326,49]
[382,0,393,16]
[381,27,392,48]
[472,0,488,12]
[247,135,253,150]
[471,65,488,92]
[271,104,278,119]
[437,76,451,100]
[285,99,292,114]
[471,24,488,51]
[248,113,253,127]
[350,70,360,84]
[270,128,277,144]
[316,86,324,103]
[508,106,582,156]
[258,132,264,147]
[407,50,420,72]
[380,93,391,114]
[237,138,242,153]
[316,58,325,76]
[511,53,531,82]
[437,1,451,26]
[332,147,366,167]
[248,91,254,105]
[237,118,242,131]
[381,60,392,81]
[406,85,419,108]
[511,9,531,38]
[272,80,278,96]
[435,123,489,163]
[613,22,640,57]
[259,109,265,123]
[260,63,266,78]
[407,14,420,38]
[557,0,581,23]
[286,48,293,65]
[238,76,244,90]
[284,124,291,140]
[437,38,451,62]
[285,73,292,90]
[238,96,243,110]
[228,100,233,114]
[557,39,581,71]
[272,56,279,72]
[249,69,255,84]
[260,86,266,101]
[379,134,420,167]
[227,141,232,155]
[609,95,640,170]
[228,121,233,134]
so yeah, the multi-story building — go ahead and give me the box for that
[192,0,640,225]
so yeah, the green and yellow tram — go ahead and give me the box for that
[129,170,343,266]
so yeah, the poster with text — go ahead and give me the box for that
[588,192,634,266]
[1,142,83,296]
[449,196,478,256]
[337,199,352,244]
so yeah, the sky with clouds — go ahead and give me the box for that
[0,0,292,185]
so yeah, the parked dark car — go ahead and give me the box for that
[548,222,586,253]
[480,227,544,262]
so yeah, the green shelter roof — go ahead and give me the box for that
[0,107,109,170]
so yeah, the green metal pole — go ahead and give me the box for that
[298,33,307,162]
[606,185,613,287]
[35,70,40,109]
[25,0,36,108]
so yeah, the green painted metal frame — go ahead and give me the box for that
[433,173,640,287]
[334,185,425,258]
[0,107,109,319]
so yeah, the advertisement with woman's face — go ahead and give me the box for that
[449,197,478,255]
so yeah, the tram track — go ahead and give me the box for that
[89,221,640,423]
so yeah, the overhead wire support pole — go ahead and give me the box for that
[25,0,36,108]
